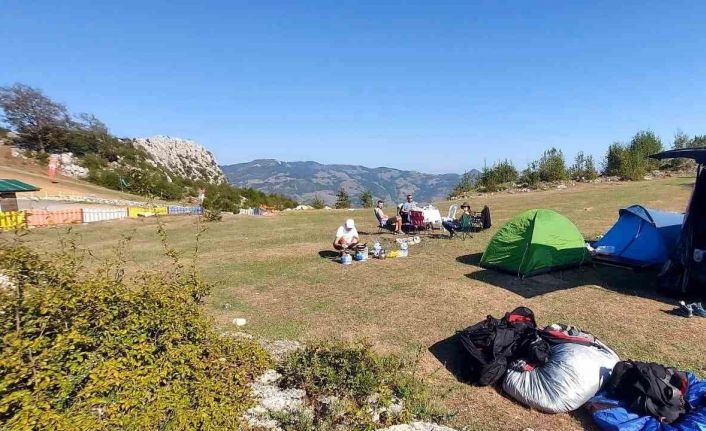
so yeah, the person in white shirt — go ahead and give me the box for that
[374,200,402,234]
[333,218,360,250]
[399,194,417,228]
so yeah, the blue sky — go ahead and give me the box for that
[2,1,705,173]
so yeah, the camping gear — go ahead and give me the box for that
[481,205,492,229]
[592,205,683,268]
[399,241,409,257]
[340,253,352,265]
[589,361,698,429]
[479,209,589,277]
[443,205,458,222]
[408,210,428,233]
[457,307,549,386]
[590,372,706,431]
[503,337,619,413]
[651,148,706,296]
[354,248,368,261]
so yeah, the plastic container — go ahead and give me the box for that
[373,241,382,257]
[341,253,352,265]
[355,250,368,261]
[399,241,409,257]
[595,245,615,255]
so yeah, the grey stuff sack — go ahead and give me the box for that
[502,341,619,413]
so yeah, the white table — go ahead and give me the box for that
[420,206,442,226]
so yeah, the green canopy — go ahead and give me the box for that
[480,209,588,277]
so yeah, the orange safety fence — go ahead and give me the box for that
[26,209,83,227]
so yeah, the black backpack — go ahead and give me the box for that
[605,361,690,424]
[480,206,492,230]
[457,307,549,386]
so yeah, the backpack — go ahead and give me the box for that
[481,206,492,229]
[458,307,549,386]
[605,361,690,424]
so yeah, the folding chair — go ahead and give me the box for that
[409,210,428,234]
[458,211,484,240]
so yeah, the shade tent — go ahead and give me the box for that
[593,205,683,267]
[650,147,706,296]
[480,209,589,277]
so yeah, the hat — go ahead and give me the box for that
[345,219,355,229]
[461,202,471,209]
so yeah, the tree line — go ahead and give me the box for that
[0,83,297,211]
[450,129,704,196]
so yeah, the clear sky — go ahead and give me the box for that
[2,1,705,173]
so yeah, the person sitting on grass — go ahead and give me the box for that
[333,218,360,251]
[442,202,471,238]
[374,200,402,234]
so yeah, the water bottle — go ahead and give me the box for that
[373,240,382,258]
[595,245,615,255]
[399,241,409,257]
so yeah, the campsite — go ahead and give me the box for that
[18,174,705,431]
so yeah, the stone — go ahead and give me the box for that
[259,339,304,362]
[375,422,459,431]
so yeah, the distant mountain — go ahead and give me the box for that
[221,159,479,205]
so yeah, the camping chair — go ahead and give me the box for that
[408,210,428,234]
[374,209,393,234]
[458,211,484,240]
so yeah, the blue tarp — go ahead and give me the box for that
[594,205,684,266]
[591,372,706,431]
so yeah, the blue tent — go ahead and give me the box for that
[594,205,684,266]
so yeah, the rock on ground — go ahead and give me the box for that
[259,339,303,362]
[133,136,226,184]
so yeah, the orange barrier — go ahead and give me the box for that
[26,209,83,227]
[0,211,26,230]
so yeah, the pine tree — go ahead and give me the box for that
[359,190,373,208]
[335,188,351,209]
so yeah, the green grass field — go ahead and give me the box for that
[18,176,704,431]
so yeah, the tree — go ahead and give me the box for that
[311,195,325,209]
[628,130,663,170]
[0,83,70,152]
[448,170,478,198]
[493,159,518,183]
[570,151,598,181]
[603,142,626,176]
[537,147,567,182]
[520,162,541,188]
[672,130,691,150]
[359,190,373,208]
[334,188,350,209]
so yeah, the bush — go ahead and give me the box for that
[477,160,518,192]
[570,151,598,181]
[448,170,478,198]
[0,242,270,430]
[628,130,663,171]
[603,142,626,176]
[537,148,567,182]
[310,195,325,210]
[520,162,541,189]
[278,341,449,430]
[359,190,373,208]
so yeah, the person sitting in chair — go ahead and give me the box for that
[374,200,402,234]
[333,218,360,250]
[399,194,417,226]
[442,202,471,238]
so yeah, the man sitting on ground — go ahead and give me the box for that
[442,202,471,238]
[333,218,360,250]
[374,200,402,234]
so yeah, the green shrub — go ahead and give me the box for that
[628,130,663,171]
[310,195,325,209]
[0,242,270,430]
[278,341,450,430]
[520,162,541,189]
[570,151,598,181]
[603,142,626,176]
[448,171,477,198]
[334,188,351,209]
[537,147,567,182]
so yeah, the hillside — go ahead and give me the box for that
[222,159,478,205]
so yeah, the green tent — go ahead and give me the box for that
[480,209,589,277]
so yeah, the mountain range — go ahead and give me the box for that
[221,159,479,205]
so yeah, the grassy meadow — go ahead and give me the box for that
[17,176,705,431]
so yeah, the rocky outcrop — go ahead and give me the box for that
[134,136,226,184]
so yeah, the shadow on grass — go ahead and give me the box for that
[462,261,675,304]
[318,250,339,261]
